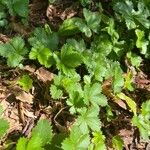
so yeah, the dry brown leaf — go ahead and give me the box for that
[35,67,53,83]
[16,91,33,104]
[114,99,127,110]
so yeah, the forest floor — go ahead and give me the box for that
[0,0,150,149]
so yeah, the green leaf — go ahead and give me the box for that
[132,100,150,140]
[31,119,53,146]
[117,92,137,115]
[0,118,9,139]
[127,52,142,68]
[59,18,80,36]
[91,131,107,150]
[75,19,92,37]
[75,107,101,133]
[112,62,124,93]
[114,1,150,29]
[27,136,43,150]
[0,36,28,67]
[66,91,84,114]
[29,42,53,68]
[50,84,63,100]
[61,53,83,68]
[135,29,149,55]
[16,137,28,150]
[83,8,101,33]
[61,126,90,150]
[13,0,29,18]
[84,83,108,107]
[112,135,124,150]
[18,75,33,92]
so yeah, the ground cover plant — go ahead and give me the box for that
[0,0,150,149]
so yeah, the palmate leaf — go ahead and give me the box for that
[29,25,59,51]
[83,8,101,33]
[75,107,101,133]
[61,126,90,150]
[84,83,108,107]
[29,42,53,68]
[0,36,28,67]
[114,0,150,29]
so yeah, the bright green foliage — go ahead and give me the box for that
[127,52,142,68]
[117,92,137,115]
[111,62,124,93]
[0,105,9,139]
[16,119,53,150]
[29,25,59,51]
[132,100,150,140]
[50,84,63,100]
[75,107,101,133]
[83,83,108,107]
[18,74,33,92]
[16,137,28,150]
[135,29,149,55]
[124,71,135,91]
[90,131,107,150]
[114,0,150,29]
[59,18,80,36]
[112,135,124,150]
[31,119,53,145]
[61,126,90,150]
[59,9,101,37]
[0,37,28,67]
[29,42,53,68]
[0,118,9,139]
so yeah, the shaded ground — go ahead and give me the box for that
[0,0,150,149]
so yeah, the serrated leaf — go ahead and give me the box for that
[29,43,53,68]
[112,135,124,150]
[135,29,149,55]
[91,131,107,150]
[18,75,33,92]
[84,83,108,107]
[50,84,63,100]
[114,1,150,29]
[117,92,137,115]
[75,107,101,133]
[0,118,9,139]
[16,137,28,150]
[0,37,28,67]
[83,8,101,33]
[62,53,83,68]
[59,18,80,36]
[31,119,53,146]
[27,136,43,150]
[61,126,90,150]
[13,0,29,18]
